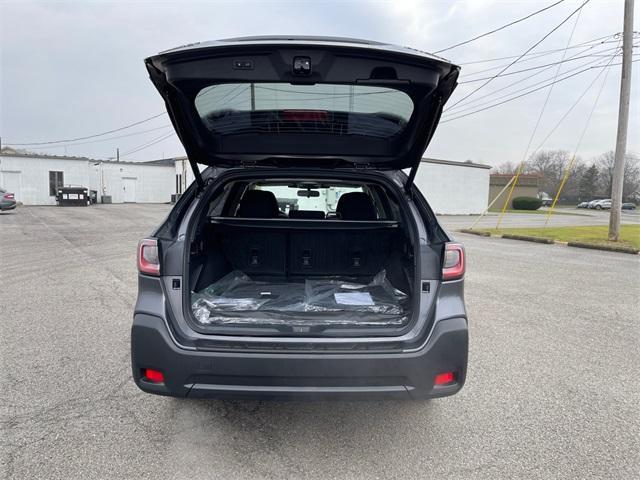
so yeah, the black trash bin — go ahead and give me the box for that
[57,187,90,206]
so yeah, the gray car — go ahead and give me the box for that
[0,187,17,211]
[131,36,468,400]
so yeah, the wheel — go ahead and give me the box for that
[595,205,602,210]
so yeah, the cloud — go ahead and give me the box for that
[1,0,637,165]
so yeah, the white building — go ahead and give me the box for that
[174,156,490,215]
[174,156,206,196]
[0,152,175,205]
[412,158,491,215]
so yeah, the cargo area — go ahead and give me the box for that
[187,178,423,333]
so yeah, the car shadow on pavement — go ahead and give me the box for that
[162,396,445,477]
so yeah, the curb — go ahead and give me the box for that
[459,229,491,237]
[456,229,639,255]
[501,234,554,244]
[567,241,639,255]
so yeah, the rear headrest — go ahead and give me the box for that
[336,192,377,220]
[236,190,280,218]
[289,210,325,219]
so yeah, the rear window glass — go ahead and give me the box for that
[254,184,364,217]
[194,83,413,138]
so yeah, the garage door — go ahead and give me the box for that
[1,171,22,202]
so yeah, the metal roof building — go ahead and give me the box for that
[0,151,176,205]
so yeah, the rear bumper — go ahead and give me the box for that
[131,314,468,400]
[0,201,16,210]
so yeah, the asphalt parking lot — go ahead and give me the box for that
[1,204,639,479]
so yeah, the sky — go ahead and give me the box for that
[1,0,638,167]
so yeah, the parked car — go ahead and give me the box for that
[577,201,589,208]
[131,36,468,400]
[587,199,609,209]
[594,199,612,210]
[0,187,16,211]
[622,202,636,210]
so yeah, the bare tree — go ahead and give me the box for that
[493,161,517,174]
[597,151,640,200]
[526,150,582,198]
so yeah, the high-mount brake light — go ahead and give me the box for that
[442,243,465,281]
[137,238,160,276]
[281,110,328,122]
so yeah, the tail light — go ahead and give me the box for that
[137,238,160,276]
[442,243,465,281]
[3,193,14,200]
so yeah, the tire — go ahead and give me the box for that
[595,205,602,210]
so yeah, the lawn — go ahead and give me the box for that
[477,224,640,249]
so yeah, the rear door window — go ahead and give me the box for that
[194,83,414,139]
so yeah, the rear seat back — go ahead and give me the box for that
[289,210,325,219]
[218,226,287,275]
[213,222,394,277]
[288,229,392,276]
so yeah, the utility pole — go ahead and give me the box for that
[116,147,120,162]
[608,0,634,241]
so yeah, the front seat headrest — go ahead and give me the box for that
[237,190,280,218]
[336,192,377,220]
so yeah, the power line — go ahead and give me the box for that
[447,44,622,113]
[446,0,591,111]
[496,6,582,228]
[434,0,567,54]
[21,124,173,150]
[447,54,613,117]
[7,112,167,146]
[440,56,633,124]
[456,33,619,65]
[461,43,596,78]
[533,52,619,156]
[118,132,176,158]
[544,43,620,226]
[459,49,622,84]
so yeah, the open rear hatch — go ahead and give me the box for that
[145,36,460,189]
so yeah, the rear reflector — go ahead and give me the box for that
[137,238,160,276]
[143,368,164,383]
[442,243,465,281]
[434,371,455,386]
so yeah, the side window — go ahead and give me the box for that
[208,183,233,216]
[365,186,391,220]
[49,171,63,196]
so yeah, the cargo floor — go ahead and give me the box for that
[191,269,411,327]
